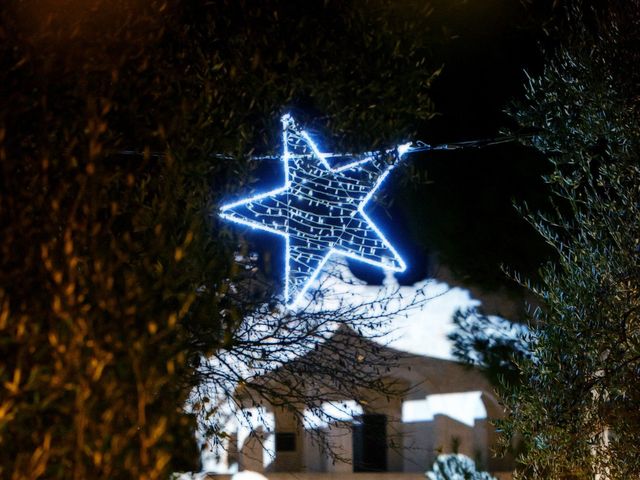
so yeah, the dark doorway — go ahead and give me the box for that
[352,414,388,472]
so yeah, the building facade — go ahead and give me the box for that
[220,327,514,478]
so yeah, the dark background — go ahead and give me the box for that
[385,0,556,294]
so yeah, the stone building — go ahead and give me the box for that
[217,325,514,479]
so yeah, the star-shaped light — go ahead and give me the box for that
[220,114,409,308]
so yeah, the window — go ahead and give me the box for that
[275,432,296,452]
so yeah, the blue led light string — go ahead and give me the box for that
[220,114,410,309]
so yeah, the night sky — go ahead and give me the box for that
[400,1,557,294]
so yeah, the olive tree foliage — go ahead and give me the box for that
[496,2,640,478]
[0,1,439,479]
[449,308,532,389]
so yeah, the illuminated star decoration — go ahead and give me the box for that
[220,114,410,308]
